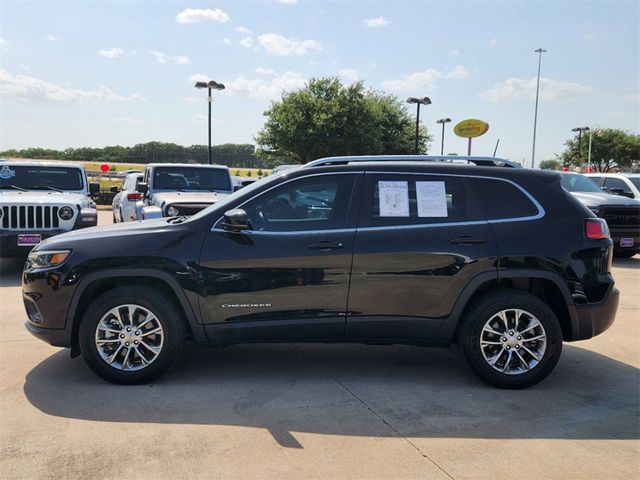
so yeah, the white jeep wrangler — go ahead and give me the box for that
[0,161,99,257]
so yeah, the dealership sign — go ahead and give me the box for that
[453,119,489,154]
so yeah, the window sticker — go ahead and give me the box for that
[378,180,409,217]
[416,181,448,217]
[0,166,16,180]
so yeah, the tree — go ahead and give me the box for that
[539,159,562,170]
[256,77,431,163]
[556,128,640,172]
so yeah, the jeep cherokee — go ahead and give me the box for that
[22,156,619,388]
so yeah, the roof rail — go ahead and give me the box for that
[302,155,521,169]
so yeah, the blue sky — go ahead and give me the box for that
[0,0,638,166]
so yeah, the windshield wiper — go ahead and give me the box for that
[0,185,28,191]
[41,186,64,192]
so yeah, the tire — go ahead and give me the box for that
[112,211,117,223]
[458,289,563,389]
[79,286,186,384]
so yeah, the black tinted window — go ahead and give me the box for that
[244,175,355,232]
[153,167,231,191]
[0,166,84,191]
[603,178,631,193]
[472,178,539,220]
[363,175,482,227]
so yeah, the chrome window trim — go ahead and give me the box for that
[210,170,545,233]
[211,172,362,232]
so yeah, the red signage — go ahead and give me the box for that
[100,164,109,173]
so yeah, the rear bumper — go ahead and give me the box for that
[568,287,620,341]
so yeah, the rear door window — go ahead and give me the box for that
[471,178,540,220]
[361,174,483,227]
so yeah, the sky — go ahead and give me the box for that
[0,0,638,166]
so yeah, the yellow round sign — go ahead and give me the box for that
[453,119,489,138]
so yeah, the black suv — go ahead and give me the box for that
[23,156,619,388]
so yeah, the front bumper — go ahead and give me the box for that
[1,230,64,257]
[25,320,72,348]
[568,286,620,341]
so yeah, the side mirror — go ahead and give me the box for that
[89,182,100,196]
[222,209,250,232]
[234,185,242,192]
[138,182,148,195]
[110,186,120,194]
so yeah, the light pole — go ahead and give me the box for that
[572,126,589,166]
[406,97,431,154]
[586,124,600,172]
[195,79,225,164]
[436,118,451,155]
[531,48,547,169]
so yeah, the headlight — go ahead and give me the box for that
[58,206,74,220]
[166,205,179,216]
[27,250,71,269]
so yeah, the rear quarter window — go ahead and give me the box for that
[471,178,540,220]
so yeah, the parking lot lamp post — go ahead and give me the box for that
[572,126,590,166]
[195,80,226,164]
[531,48,547,168]
[406,97,432,154]
[436,118,451,155]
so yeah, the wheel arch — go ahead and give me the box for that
[442,269,576,342]
[66,269,207,356]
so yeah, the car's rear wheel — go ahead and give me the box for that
[458,289,563,389]
[79,286,185,384]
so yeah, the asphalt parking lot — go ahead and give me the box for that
[1,211,638,479]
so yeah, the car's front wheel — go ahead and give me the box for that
[458,289,563,389]
[79,286,185,384]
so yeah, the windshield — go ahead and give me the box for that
[152,167,232,192]
[629,177,640,190]
[561,173,603,193]
[0,165,84,191]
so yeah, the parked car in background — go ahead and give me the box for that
[561,172,640,257]
[117,169,143,178]
[136,163,233,220]
[271,164,300,175]
[586,173,640,200]
[231,176,258,191]
[1,161,99,257]
[24,155,619,388]
[112,173,144,223]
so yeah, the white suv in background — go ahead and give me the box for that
[586,173,640,200]
[111,172,144,222]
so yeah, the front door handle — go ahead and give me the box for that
[449,236,486,245]
[308,241,344,251]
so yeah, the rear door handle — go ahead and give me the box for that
[308,241,344,251]
[449,236,486,245]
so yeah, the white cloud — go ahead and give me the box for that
[189,73,210,84]
[0,69,146,104]
[149,51,190,65]
[450,49,460,57]
[339,69,359,81]
[98,47,124,59]
[479,77,593,102]
[46,34,61,42]
[109,117,142,124]
[175,8,229,24]
[184,96,197,103]
[257,33,321,56]
[235,26,252,34]
[254,67,275,75]
[192,114,208,123]
[224,71,306,99]
[363,17,389,28]
[489,38,497,47]
[278,0,298,4]
[222,37,231,45]
[382,66,469,92]
[0,38,9,52]
[240,36,254,48]
[19,63,30,71]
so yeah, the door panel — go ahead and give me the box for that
[346,173,498,340]
[198,173,361,342]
